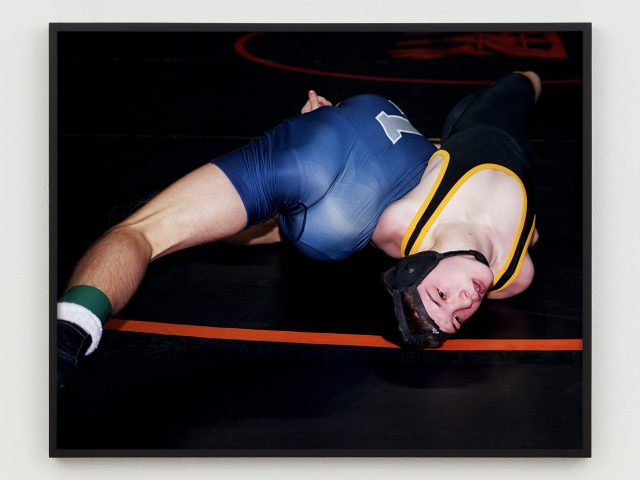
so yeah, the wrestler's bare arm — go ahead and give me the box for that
[487,252,535,300]
[222,216,281,245]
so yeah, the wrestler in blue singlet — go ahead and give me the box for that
[213,94,436,261]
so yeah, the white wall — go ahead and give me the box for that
[1,1,638,478]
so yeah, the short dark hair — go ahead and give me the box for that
[400,291,429,335]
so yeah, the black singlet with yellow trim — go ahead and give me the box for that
[402,142,535,292]
[400,141,536,293]
[400,73,538,294]
[401,76,536,292]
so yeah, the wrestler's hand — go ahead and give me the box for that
[301,90,333,114]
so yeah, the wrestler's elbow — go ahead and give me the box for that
[531,227,539,246]
[487,255,535,300]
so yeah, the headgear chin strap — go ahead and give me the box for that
[383,249,489,349]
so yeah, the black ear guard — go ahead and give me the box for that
[383,250,489,349]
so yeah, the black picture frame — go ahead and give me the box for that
[50,23,591,457]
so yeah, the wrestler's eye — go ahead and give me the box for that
[437,289,445,300]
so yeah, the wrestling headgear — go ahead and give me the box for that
[383,250,489,349]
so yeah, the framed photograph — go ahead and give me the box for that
[50,23,591,456]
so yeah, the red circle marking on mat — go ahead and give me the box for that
[234,32,582,86]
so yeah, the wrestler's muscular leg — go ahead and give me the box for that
[67,163,247,313]
[58,163,247,396]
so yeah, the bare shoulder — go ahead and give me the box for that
[372,199,417,258]
[487,253,535,300]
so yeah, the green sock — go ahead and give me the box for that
[59,285,112,324]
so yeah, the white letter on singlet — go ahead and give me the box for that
[375,111,422,145]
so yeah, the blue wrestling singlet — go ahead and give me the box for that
[213,94,436,261]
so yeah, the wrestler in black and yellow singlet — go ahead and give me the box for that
[401,73,538,294]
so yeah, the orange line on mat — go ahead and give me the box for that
[105,319,583,351]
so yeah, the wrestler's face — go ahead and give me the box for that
[416,255,494,334]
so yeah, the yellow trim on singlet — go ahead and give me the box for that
[401,157,530,289]
[490,216,536,293]
[400,149,450,255]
